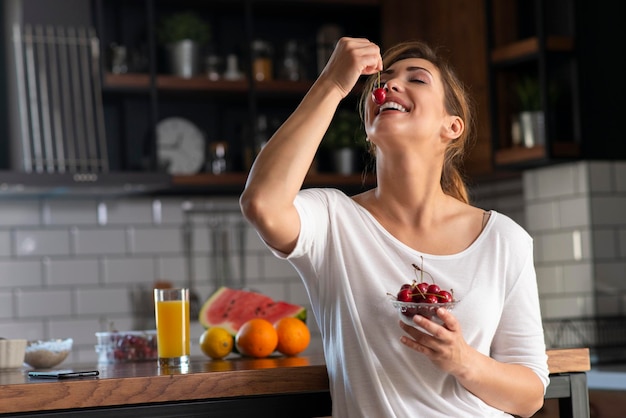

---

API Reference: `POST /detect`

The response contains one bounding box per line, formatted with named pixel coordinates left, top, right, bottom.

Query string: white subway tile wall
left=0, top=196, right=320, bottom=363
left=524, top=161, right=626, bottom=323
left=1, top=161, right=623, bottom=364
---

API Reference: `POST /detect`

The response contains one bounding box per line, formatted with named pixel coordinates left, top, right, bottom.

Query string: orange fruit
left=274, top=317, right=310, bottom=356
left=235, top=318, right=278, bottom=358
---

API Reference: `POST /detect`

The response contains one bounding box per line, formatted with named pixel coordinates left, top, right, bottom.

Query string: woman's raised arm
left=239, top=38, right=382, bottom=253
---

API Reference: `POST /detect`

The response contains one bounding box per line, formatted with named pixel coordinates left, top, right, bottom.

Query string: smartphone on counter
left=28, top=370, right=99, bottom=379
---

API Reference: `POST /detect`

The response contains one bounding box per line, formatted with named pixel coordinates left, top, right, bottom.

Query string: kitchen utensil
left=89, top=27, right=109, bottom=172
left=57, top=25, right=78, bottom=172
left=67, top=26, right=88, bottom=171
left=46, top=25, right=66, bottom=172
left=182, top=217, right=201, bottom=320
left=12, top=24, right=33, bottom=172
left=12, top=24, right=108, bottom=173
left=35, top=25, right=55, bottom=172
left=23, top=24, right=44, bottom=172
left=78, top=26, right=98, bottom=172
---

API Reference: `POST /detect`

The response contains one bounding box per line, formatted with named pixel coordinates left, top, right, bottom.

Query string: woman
left=240, top=38, right=549, bottom=417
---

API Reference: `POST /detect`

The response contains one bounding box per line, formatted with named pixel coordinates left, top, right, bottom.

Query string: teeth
left=379, top=101, right=407, bottom=112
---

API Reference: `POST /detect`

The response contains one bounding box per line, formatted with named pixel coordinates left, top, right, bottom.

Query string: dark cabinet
left=485, top=0, right=626, bottom=169
left=485, top=0, right=579, bottom=168
left=92, top=0, right=381, bottom=193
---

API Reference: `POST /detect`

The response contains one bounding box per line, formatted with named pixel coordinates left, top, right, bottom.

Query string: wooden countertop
left=0, top=348, right=589, bottom=415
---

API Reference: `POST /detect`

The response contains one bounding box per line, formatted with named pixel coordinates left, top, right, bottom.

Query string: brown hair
left=358, top=40, right=475, bottom=204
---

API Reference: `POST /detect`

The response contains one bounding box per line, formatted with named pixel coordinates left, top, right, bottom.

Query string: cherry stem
left=411, top=262, right=434, bottom=283
left=377, top=71, right=381, bottom=89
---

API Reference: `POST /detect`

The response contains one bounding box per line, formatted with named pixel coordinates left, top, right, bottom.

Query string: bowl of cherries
left=390, top=262, right=458, bottom=327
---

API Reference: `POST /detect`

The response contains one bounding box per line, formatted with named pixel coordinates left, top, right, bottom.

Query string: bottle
left=223, top=54, right=244, bottom=81
left=251, top=40, right=273, bottom=82
left=280, top=40, right=303, bottom=81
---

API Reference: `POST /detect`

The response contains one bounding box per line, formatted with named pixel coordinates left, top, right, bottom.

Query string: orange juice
left=155, top=299, right=190, bottom=358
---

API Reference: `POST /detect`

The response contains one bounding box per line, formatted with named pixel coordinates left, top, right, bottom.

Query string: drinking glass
left=154, top=288, right=190, bottom=368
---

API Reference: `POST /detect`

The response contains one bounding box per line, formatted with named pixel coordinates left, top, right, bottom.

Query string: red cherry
left=372, top=87, right=386, bottom=105
left=412, top=294, right=427, bottom=303
left=397, top=288, right=413, bottom=302
left=437, top=290, right=453, bottom=303
left=427, top=284, right=441, bottom=295
left=415, top=282, right=429, bottom=295
left=424, top=294, right=438, bottom=304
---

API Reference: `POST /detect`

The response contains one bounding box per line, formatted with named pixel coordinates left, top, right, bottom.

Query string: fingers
left=398, top=309, right=458, bottom=346
left=346, top=37, right=383, bottom=74
left=321, top=37, right=382, bottom=94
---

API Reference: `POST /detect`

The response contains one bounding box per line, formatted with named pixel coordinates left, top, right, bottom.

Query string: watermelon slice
left=199, top=287, right=307, bottom=336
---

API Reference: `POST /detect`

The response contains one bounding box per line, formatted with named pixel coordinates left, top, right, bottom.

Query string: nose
left=385, top=78, right=400, bottom=92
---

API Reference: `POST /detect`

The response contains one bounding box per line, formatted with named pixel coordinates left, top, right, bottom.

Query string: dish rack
left=543, top=316, right=626, bottom=364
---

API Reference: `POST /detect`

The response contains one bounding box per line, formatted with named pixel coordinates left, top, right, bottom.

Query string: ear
left=442, top=116, right=464, bottom=141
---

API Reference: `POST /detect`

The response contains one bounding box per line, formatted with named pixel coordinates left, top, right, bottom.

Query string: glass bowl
left=24, top=338, right=73, bottom=369
left=391, top=299, right=458, bottom=327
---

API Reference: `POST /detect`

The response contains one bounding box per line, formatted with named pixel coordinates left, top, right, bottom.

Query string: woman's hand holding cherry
left=318, top=37, right=383, bottom=99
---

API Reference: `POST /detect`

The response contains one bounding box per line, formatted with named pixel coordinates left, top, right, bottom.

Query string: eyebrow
left=382, top=66, right=433, bottom=79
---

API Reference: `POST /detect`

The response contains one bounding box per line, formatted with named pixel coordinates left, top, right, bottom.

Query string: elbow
left=239, top=188, right=261, bottom=224
left=517, top=397, right=544, bottom=418
left=511, top=386, right=545, bottom=418
left=239, top=186, right=275, bottom=228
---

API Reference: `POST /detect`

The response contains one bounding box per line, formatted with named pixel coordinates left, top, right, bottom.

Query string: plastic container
left=95, top=330, right=157, bottom=363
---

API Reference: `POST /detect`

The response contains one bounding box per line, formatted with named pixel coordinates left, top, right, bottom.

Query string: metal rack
left=182, top=201, right=247, bottom=319
left=543, top=316, right=626, bottom=364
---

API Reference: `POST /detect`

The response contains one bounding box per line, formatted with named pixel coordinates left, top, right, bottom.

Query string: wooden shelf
left=491, top=36, right=574, bottom=64
left=168, top=172, right=376, bottom=194
left=103, top=73, right=315, bottom=95
left=495, top=142, right=580, bottom=166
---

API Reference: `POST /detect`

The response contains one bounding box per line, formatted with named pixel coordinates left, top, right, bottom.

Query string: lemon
left=199, top=327, right=233, bottom=360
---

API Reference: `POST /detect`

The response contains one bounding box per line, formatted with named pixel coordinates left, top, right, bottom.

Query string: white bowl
left=24, top=338, right=73, bottom=369
left=391, top=299, right=458, bottom=327
left=0, top=339, right=27, bottom=369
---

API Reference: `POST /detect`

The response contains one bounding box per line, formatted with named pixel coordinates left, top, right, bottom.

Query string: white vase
left=333, top=148, right=356, bottom=175
left=519, top=111, right=545, bottom=148
left=167, top=40, right=200, bottom=78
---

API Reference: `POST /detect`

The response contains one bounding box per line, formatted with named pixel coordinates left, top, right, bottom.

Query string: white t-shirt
left=271, top=188, right=549, bottom=418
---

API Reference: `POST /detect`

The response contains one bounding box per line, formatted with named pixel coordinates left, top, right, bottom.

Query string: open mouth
left=377, top=101, right=408, bottom=115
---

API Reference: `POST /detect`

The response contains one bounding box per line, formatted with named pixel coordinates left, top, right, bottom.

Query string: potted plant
left=157, top=11, right=211, bottom=78
left=321, top=110, right=366, bottom=175
left=513, top=76, right=557, bottom=148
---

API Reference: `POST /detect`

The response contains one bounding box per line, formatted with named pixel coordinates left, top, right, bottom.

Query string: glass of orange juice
left=154, top=288, right=190, bottom=368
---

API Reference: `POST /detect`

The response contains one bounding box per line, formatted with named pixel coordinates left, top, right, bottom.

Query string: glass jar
left=280, top=40, right=304, bottom=81
left=252, top=40, right=273, bottom=82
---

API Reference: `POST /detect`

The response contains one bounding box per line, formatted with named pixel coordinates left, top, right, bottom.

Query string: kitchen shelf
left=494, top=142, right=580, bottom=166
left=95, top=0, right=381, bottom=189
left=490, top=36, right=574, bottom=64
left=485, top=0, right=581, bottom=169
left=103, top=73, right=315, bottom=95
left=168, top=172, right=376, bottom=195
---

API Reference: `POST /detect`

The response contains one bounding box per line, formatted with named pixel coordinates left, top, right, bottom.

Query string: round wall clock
left=156, top=117, right=206, bottom=175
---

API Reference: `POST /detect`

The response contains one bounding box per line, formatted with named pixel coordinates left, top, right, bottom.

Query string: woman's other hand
left=399, top=308, right=471, bottom=376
